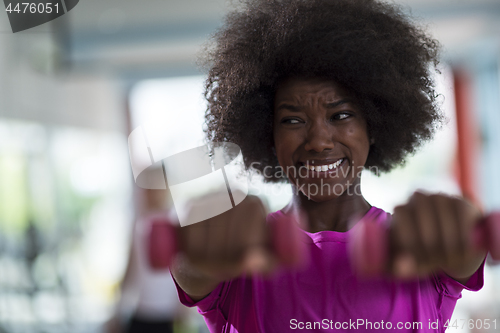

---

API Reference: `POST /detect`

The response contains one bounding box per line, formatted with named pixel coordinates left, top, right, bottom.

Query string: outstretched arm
left=170, top=195, right=277, bottom=301
left=389, top=192, right=487, bottom=283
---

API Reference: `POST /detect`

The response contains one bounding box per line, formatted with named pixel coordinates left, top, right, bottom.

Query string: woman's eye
left=282, top=118, right=301, bottom=124
left=332, top=113, right=351, bottom=121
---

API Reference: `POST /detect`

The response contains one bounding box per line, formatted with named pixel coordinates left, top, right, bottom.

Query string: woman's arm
left=441, top=253, right=486, bottom=285
left=170, top=254, right=225, bottom=302
left=390, top=192, right=487, bottom=280
left=170, top=195, right=276, bottom=301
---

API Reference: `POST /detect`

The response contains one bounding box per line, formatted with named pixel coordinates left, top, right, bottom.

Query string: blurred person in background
left=105, top=186, right=185, bottom=333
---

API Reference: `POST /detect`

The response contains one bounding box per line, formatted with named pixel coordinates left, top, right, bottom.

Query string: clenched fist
left=389, top=192, right=486, bottom=282
left=171, top=193, right=306, bottom=301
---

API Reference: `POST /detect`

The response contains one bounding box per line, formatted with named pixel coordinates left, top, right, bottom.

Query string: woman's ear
left=370, top=137, right=375, bottom=145
left=272, top=147, right=277, bottom=156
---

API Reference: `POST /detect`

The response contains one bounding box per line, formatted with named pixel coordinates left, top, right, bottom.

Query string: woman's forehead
left=275, top=77, right=353, bottom=105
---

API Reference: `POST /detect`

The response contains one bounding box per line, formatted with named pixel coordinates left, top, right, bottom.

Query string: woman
left=171, top=0, right=486, bottom=332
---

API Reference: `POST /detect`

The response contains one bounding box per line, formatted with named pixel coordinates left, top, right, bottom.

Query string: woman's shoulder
left=363, top=206, right=392, bottom=227
left=266, top=206, right=391, bottom=225
left=266, top=209, right=286, bottom=222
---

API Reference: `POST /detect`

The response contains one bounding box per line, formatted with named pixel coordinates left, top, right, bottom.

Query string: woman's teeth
left=305, top=159, right=343, bottom=171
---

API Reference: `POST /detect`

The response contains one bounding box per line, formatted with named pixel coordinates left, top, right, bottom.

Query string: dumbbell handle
left=349, top=212, right=500, bottom=276
left=147, top=214, right=306, bottom=270
left=148, top=219, right=178, bottom=269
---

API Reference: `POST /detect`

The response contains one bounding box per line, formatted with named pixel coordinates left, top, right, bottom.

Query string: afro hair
left=203, top=0, right=443, bottom=182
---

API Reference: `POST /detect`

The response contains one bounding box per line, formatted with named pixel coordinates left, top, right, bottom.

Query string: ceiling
left=0, top=0, right=497, bottom=131
left=20, top=0, right=500, bottom=79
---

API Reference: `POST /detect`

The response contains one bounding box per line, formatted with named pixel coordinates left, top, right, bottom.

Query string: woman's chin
left=298, top=187, right=345, bottom=202
left=292, top=177, right=361, bottom=202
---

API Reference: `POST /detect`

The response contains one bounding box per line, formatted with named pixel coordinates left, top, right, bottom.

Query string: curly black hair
left=203, top=0, right=443, bottom=182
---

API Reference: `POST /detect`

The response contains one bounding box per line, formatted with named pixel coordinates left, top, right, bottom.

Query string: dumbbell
left=147, top=213, right=307, bottom=270
left=349, top=212, right=500, bottom=276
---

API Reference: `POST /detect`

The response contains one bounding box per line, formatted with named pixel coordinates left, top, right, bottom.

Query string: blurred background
left=0, top=0, right=499, bottom=332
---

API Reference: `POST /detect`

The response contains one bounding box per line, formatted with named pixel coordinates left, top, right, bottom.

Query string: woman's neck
left=284, top=181, right=371, bottom=233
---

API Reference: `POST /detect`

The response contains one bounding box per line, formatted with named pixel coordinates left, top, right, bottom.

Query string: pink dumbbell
left=147, top=214, right=307, bottom=270
left=349, top=212, right=500, bottom=276
left=269, top=213, right=308, bottom=267
left=147, top=218, right=178, bottom=269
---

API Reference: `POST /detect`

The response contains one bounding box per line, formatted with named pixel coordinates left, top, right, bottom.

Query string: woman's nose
left=303, top=120, right=335, bottom=153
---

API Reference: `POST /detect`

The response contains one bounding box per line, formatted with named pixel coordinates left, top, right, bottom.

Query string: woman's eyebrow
left=326, top=99, right=352, bottom=108
left=276, top=99, right=353, bottom=111
left=275, top=103, right=302, bottom=112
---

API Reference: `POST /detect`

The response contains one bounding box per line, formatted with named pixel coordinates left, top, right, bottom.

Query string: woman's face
left=273, top=78, right=371, bottom=202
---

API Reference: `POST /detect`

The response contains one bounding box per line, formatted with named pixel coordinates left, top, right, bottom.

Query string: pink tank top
left=173, top=206, right=484, bottom=332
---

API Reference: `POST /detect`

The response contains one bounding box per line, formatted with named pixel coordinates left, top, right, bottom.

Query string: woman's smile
left=301, top=158, right=345, bottom=172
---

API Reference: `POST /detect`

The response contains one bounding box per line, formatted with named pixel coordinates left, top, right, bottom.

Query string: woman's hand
left=171, top=194, right=278, bottom=301
left=177, top=194, right=276, bottom=280
left=390, top=192, right=486, bottom=283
